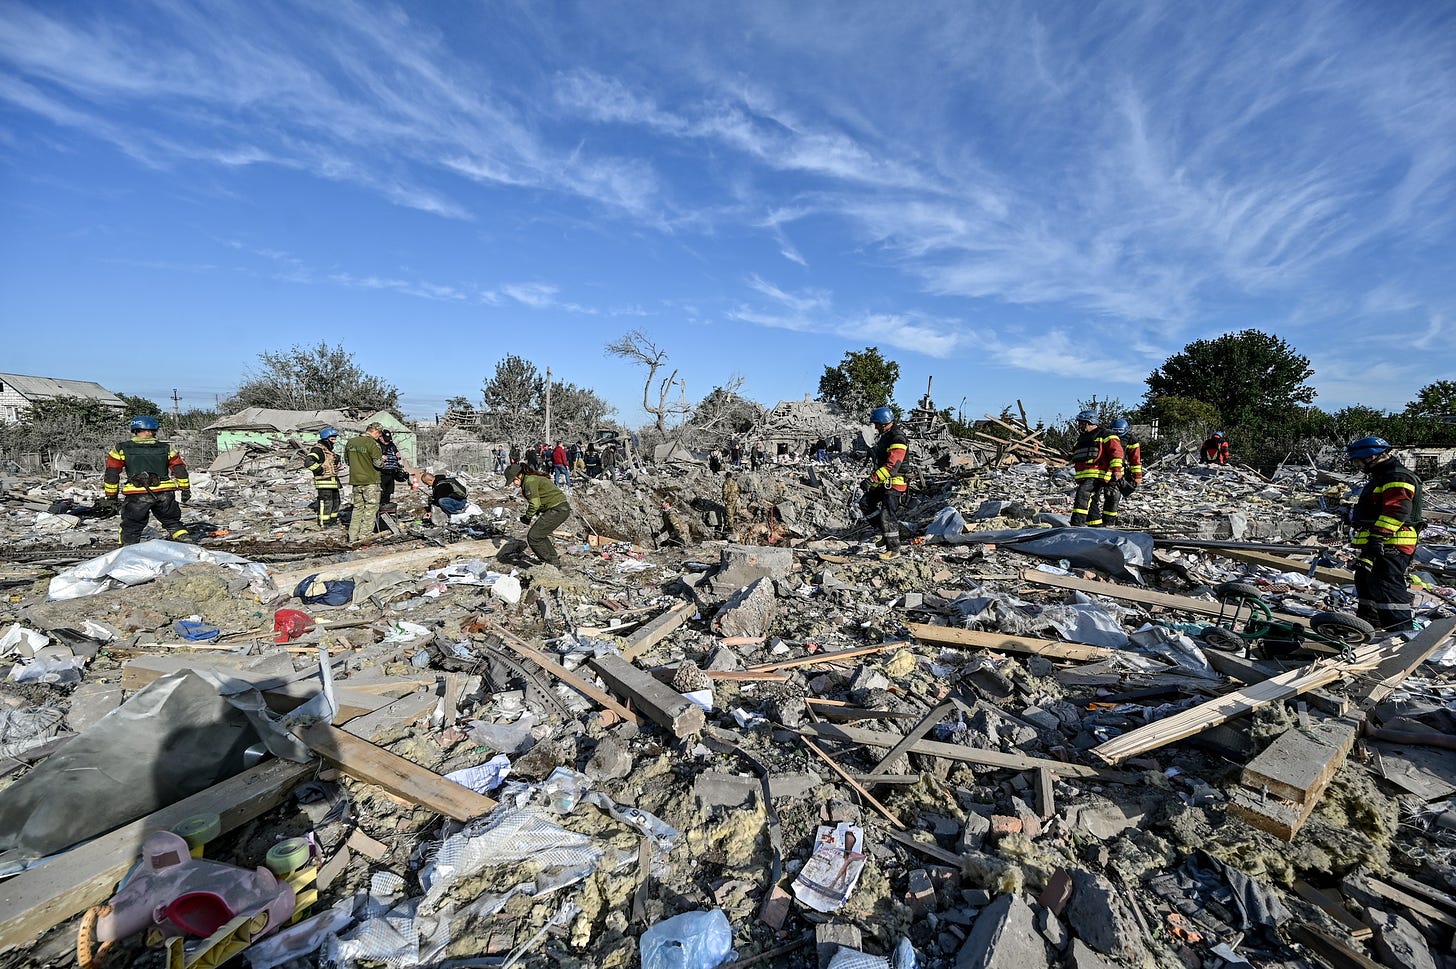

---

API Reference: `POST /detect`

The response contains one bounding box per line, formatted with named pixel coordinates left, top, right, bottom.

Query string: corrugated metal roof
left=0, top=372, right=125, bottom=405
left=204, top=407, right=358, bottom=432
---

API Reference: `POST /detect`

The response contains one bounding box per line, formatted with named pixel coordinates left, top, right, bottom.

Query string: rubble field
left=1, top=443, right=1455, bottom=969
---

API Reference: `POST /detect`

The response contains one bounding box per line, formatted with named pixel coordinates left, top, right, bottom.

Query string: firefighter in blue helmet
left=1346, top=437, right=1422, bottom=631
left=103, top=415, right=192, bottom=545
left=305, top=428, right=344, bottom=529
left=860, top=406, right=909, bottom=558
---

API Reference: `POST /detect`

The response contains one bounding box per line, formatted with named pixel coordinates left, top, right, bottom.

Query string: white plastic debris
left=445, top=754, right=512, bottom=795
left=46, top=539, right=271, bottom=601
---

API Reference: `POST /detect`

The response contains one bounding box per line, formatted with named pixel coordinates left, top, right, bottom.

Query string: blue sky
left=2, top=1, right=1453, bottom=427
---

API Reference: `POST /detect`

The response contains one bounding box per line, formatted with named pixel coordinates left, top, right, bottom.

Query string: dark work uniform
left=520, top=472, right=571, bottom=565
left=1070, top=426, right=1123, bottom=527
left=104, top=436, right=190, bottom=545
left=1350, top=456, right=1422, bottom=631
left=305, top=441, right=343, bottom=527
left=859, top=423, right=909, bottom=549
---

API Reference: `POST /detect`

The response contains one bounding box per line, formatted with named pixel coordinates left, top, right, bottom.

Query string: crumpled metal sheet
left=46, top=538, right=273, bottom=601
left=0, top=670, right=259, bottom=865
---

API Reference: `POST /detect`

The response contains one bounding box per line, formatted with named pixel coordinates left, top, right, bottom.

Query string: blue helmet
left=1109, top=418, right=1129, bottom=434
left=870, top=406, right=894, bottom=426
left=320, top=427, right=338, bottom=441
left=129, top=415, right=160, bottom=432
left=1075, top=409, right=1098, bottom=424
left=1346, top=436, right=1391, bottom=460
left=1212, top=430, right=1224, bottom=438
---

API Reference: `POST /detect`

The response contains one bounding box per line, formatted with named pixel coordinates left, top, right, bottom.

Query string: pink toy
left=94, top=831, right=296, bottom=943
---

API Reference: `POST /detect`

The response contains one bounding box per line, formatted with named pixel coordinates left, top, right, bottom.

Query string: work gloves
left=520, top=514, right=532, bottom=525
left=1354, top=538, right=1384, bottom=576
left=179, top=489, right=191, bottom=504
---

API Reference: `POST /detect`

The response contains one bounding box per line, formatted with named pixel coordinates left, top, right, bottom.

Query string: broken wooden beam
left=1020, top=568, right=1313, bottom=628
left=620, top=600, right=696, bottom=662
left=744, top=642, right=903, bottom=672
left=489, top=626, right=639, bottom=726
left=589, top=653, right=706, bottom=739
left=1089, top=639, right=1403, bottom=765
left=294, top=723, right=497, bottom=822
left=1290, top=880, right=1372, bottom=940
left=797, top=722, right=1114, bottom=780
left=269, top=539, right=502, bottom=590
left=904, top=621, right=1114, bottom=662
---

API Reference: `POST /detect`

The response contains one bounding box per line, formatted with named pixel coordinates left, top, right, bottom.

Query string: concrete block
left=584, top=735, right=633, bottom=783
left=1038, top=869, right=1073, bottom=915
left=1067, top=938, right=1113, bottom=969
left=710, top=577, right=777, bottom=639
left=958, top=812, right=990, bottom=853
left=955, top=893, right=1052, bottom=969
left=711, top=544, right=794, bottom=595
left=693, top=771, right=758, bottom=809
left=1373, top=911, right=1438, bottom=969
left=815, top=922, right=862, bottom=969
left=1066, top=871, right=1143, bottom=962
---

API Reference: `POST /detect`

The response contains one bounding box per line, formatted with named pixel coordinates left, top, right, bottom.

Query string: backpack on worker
left=446, top=478, right=468, bottom=501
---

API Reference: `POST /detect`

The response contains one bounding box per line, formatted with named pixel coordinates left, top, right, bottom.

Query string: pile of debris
left=1, top=450, right=1454, bottom=969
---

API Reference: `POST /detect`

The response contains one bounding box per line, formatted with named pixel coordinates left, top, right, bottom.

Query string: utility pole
left=544, top=366, right=552, bottom=442
left=171, top=389, right=182, bottom=429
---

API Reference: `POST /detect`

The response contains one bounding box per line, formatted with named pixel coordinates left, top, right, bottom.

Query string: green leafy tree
left=1332, top=405, right=1388, bottom=441
left=549, top=380, right=614, bottom=440
left=0, top=396, right=120, bottom=471
left=1143, top=330, right=1315, bottom=430
left=227, top=342, right=400, bottom=414
left=118, top=394, right=162, bottom=418
left=1405, top=380, right=1456, bottom=418
left=817, top=347, right=900, bottom=419
left=1134, top=395, right=1221, bottom=441
left=481, top=355, right=545, bottom=442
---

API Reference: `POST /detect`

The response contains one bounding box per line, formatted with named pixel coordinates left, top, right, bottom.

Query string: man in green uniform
left=504, top=463, right=571, bottom=566
left=722, top=472, right=740, bottom=540
left=103, top=415, right=191, bottom=545
left=345, top=422, right=386, bottom=545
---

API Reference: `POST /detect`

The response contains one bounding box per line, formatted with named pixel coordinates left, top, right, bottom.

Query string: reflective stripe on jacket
left=1352, top=457, right=1421, bottom=553
left=1072, top=428, right=1123, bottom=481
left=104, top=437, right=189, bottom=496
left=871, top=424, right=910, bottom=493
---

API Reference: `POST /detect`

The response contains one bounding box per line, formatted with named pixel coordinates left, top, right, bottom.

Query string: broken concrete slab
left=710, top=576, right=777, bottom=639
left=1065, top=870, right=1143, bottom=963
left=954, top=892, right=1051, bottom=969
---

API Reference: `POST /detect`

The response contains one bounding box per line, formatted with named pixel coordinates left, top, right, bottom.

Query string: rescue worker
left=860, top=406, right=909, bottom=558
left=1069, top=409, right=1124, bottom=527
left=1105, top=418, right=1142, bottom=526
left=1346, top=437, right=1422, bottom=632
left=660, top=500, right=691, bottom=546
left=420, top=471, right=469, bottom=526
left=305, top=428, right=343, bottom=529
left=1201, top=431, right=1230, bottom=465
left=503, top=462, right=571, bottom=566
left=103, top=415, right=191, bottom=545
left=344, top=422, right=386, bottom=545
left=722, top=472, right=741, bottom=540
left=583, top=443, right=603, bottom=479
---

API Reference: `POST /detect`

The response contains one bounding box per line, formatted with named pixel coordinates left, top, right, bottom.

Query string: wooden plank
left=1089, top=639, right=1400, bottom=765
left=589, top=653, right=706, bottom=739
left=904, top=621, right=1114, bottom=662
left=1241, top=717, right=1359, bottom=804
left=801, top=737, right=904, bottom=829
left=295, top=723, right=496, bottom=822
left=797, top=722, right=1109, bottom=780
left=1035, top=768, right=1056, bottom=820
left=1377, top=873, right=1456, bottom=916
left=1226, top=787, right=1306, bottom=841
left=0, top=757, right=314, bottom=950
left=1350, top=616, right=1456, bottom=709
left=1199, top=546, right=1354, bottom=586
left=268, top=539, right=502, bottom=590
left=490, top=627, right=639, bottom=726
left=620, top=600, right=696, bottom=662
left=1020, top=569, right=1313, bottom=628
left=1205, top=650, right=1349, bottom=715
left=1288, top=923, right=1386, bottom=969
left=1360, top=876, right=1456, bottom=929
left=868, top=700, right=962, bottom=780
left=744, top=642, right=903, bottom=672
left=1291, top=881, right=1372, bottom=940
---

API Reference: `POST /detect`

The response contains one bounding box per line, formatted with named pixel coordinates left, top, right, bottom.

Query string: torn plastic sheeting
left=950, top=591, right=1129, bottom=648
left=1037, top=600, right=1131, bottom=649
left=245, top=902, right=355, bottom=969
left=0, top=670, right=260, bottom=865
left=1128, top=624, right=1218, bottom=679
left=0, top=624, right=49, bottom=657
left=382, top=621, right=432, bottom=644
left=444, top=753, right=511, bottom=795
left=934, top=521, right=1154, bottom=582
left=419, top=806, right=605, bottom=906
left=46, top=539, right=272, bottom=601
left=0, top=706, right=64, bottom=759
left=7, top=645, right=86, bottom=685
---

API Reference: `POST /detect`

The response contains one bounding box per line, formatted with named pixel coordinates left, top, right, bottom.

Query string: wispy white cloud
left=733, top=276, right=963, bottom=358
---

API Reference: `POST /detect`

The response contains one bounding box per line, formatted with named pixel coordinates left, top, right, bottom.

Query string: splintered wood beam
left=797, top=722, right=1109, bottom=780
left=801, top=737, right=905, bottom=830
left=1089, top=640, right=1400, bottom=765
left=904, top=622, right=1114, bottom=662
left=295, top=723, right=496, bottom=822
left=589, top=653, right=705, bottom=739
left=744, top=642, right=903, bottom=672
left=620, top=600, right=696, bottom=662
left=868, top=699, right=964, bottom=781
left=1194, top=545, right=1354, bottom=586
left=1019, top=569, right=1313, bottom=628
left=489, top=625, right=639, bottom=726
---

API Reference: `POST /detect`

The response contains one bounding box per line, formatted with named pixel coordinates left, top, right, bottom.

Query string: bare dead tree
left=605, top=330, right=690, bottom=436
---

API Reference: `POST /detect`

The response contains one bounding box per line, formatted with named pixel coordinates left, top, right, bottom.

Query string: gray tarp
left=925, top=508, right=1153, bottom=582
left=0, top=671, right=259, bottom=867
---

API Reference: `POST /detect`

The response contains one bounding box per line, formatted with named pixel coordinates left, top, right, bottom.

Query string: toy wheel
left=1214, top=582, right=1263, bottom=603
left=1200, top=627, right=1245, bottom=652
left=1311, top=612, right=1375, bottom=646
